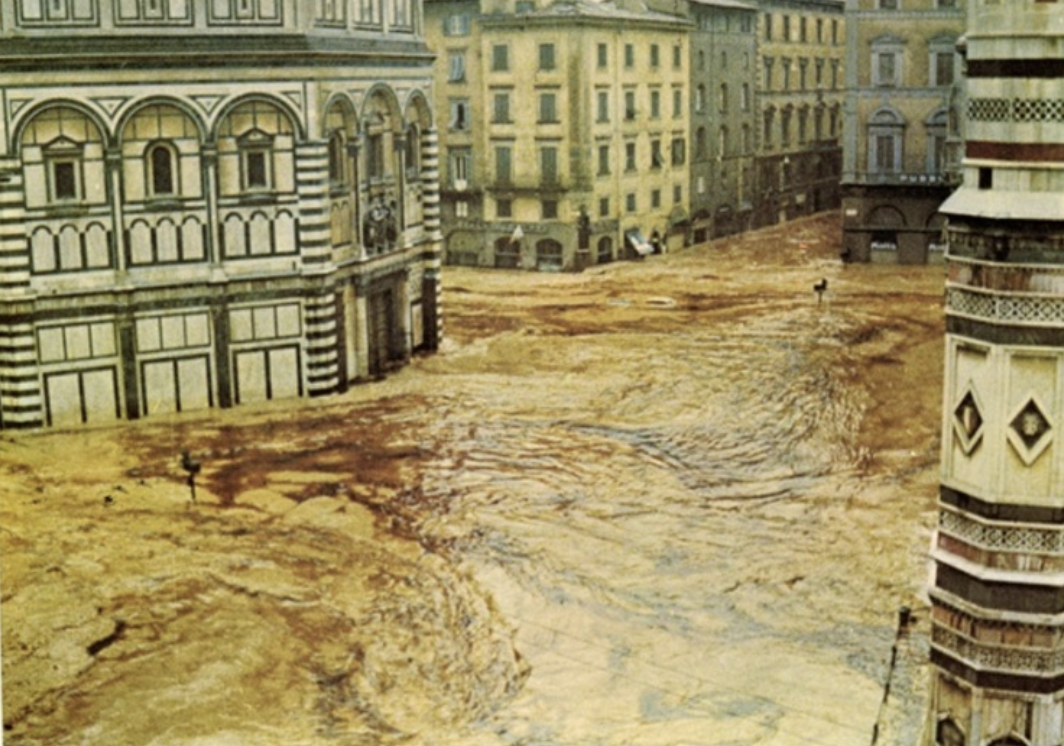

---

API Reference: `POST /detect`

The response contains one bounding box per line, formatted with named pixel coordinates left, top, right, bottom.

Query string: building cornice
left=478, top=13, right=692, bottom=30
left=846, top=9, right=963, bottom=21
left=760, top=0, right=844, bottom=13
left=0, top=35, right=435, bottom=71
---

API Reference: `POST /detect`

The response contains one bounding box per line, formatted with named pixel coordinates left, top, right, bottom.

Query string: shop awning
left=625, top=229, right=653, bottom=256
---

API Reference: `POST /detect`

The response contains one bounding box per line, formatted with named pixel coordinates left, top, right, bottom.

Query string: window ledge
left=237, top=191, right=279, bottom=205
left=42, top=202, right=90, bottom=218
left=144, top=197, right=186, bottom=210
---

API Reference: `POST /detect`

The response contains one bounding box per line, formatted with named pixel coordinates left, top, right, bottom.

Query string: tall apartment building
left=840, top=0, right=965, bottom=264
left=0, top=0, right=442, bottom=430
left=688, top=0, right=759, bottom=243
left=754, top=0, right=846, bottom=229
left=926, top=2, right=1064, bottom=744
left=425, top=0, right=692, bottom=270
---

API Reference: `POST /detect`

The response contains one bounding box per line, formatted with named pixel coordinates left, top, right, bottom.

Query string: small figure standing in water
left=813, top=278, right=828, bottom=305
left=180, top=450, right=201, bottom=502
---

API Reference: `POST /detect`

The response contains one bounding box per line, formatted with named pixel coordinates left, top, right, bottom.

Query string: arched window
left=123, top=104, right=202, bottom=204
left=364, top=112, right=389, bottom=181
left=328, top=131, right=345, bottom=185
left=695, top=127, right=707, bottom=159
left=149, top=143, right=175, bottom=197
left=494, top=235, right=520, bottom=268
left=935, top=717, right=964, bottom=746
left=535, top=238, right=563, bottom=270
left=867, top=204, right=905, bottom=251
left=597, top=236, right=613, bottom=264
left=216, top=100, right=293, bottom=199
left=868, top=107, right=905, bottom=175
left=405, top=124, right=420, bottom=175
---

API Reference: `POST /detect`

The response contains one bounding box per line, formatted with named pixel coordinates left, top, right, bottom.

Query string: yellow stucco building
left=426, top=0, right=691, bottom=270
left=756, top=0, right=846, bottom=228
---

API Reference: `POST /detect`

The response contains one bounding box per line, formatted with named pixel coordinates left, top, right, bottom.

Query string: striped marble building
left=928, top=1, right=1064, bottom=744
left=0, top=0, right=442, bottom=429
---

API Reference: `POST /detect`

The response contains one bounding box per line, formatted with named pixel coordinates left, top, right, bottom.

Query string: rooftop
left=515, top=0, right=688, bottom=22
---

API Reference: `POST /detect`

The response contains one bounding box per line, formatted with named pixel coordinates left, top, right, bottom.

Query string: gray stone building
left=0, top=0, right=443, bottom=429
left=688, top=0, right=759, bottom=243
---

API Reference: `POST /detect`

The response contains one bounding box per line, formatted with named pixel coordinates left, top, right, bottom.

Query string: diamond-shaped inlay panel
left=1012, top=400, right=1050, bottom=449
left=953, top=389, right=984, bottom=456
left=1008, top=397, right=1054, bottom=466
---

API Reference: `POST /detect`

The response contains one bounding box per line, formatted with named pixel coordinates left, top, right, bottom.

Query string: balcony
left=846, top=170, right=950, bottom=187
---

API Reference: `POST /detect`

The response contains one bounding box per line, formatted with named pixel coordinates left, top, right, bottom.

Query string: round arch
left=323, top=95, right=359, bottom=189
left=987, top=737, right=1028, bottom=746
left=869, top=104, right=906, bottom=127
left=925, top=106, right=949, bottom=128
left=360, top=83, right=403, bottom=128
left=445, top=229, right=481, bottom=266
left=934, top=716, right=965, bottom=746
left=535, top=238, right=563, bottom=271
left=926, top=212, right=947, bottom=230
left=115, top=97, right=208, bottom=145
left=403, top=89, right=434, bottom=130
left=210, top=93, right=305, bottom=143
left=867, top=204, right=907, bottom=227
left=322, top=92, right=359, bottom=138
left=596, top=235, right=613, bottom=264
left=13, top=100, right=111, bottom=154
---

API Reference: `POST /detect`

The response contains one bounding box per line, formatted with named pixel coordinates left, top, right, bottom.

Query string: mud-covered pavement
left=1, top=213, right=945, bottom=746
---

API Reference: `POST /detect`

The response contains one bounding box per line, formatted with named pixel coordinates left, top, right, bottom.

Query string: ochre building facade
left=755, top=0, right=846, bottom=229
left=426, top=0, right=692, bottom=270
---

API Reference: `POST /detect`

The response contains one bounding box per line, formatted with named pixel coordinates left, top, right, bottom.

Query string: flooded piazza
left=1, top=213, right=945, bottom=746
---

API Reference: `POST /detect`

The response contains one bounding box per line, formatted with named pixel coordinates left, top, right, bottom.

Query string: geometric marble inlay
left=1007, top=396, right=1054, bottom=466
left=89, top=96, right=130, bottom=118
left=281, top=90, right=305, bottom=113
left=8, top=98, right=32, bottom=119
left=953, top=388, right=984, bottom=455
left=190, top=95, right=225, bottom=117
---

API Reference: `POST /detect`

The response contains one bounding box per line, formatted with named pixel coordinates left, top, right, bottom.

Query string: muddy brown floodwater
left=1, top=212, right=945, bottom=746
